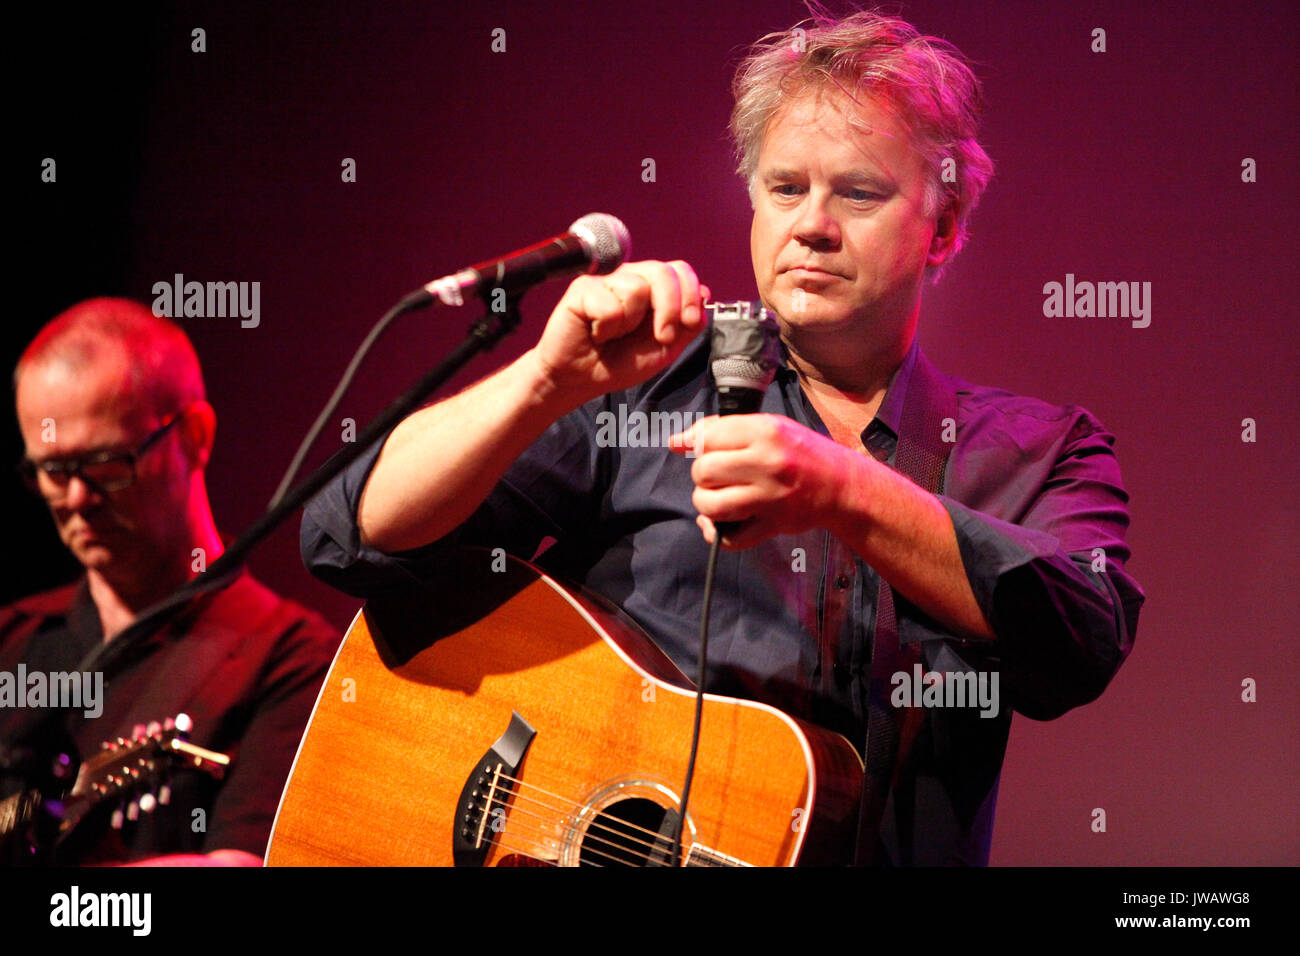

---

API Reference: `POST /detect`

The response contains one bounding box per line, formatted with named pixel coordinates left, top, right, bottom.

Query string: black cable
left=669, top=531, right=724, bottom=867
left=269, top=288, right=431, bottom=509
left=78, top=288, right=540, bottom=681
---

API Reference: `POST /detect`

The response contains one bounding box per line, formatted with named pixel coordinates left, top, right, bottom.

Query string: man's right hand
left=529, top=259, right=709, bottom=406
left=357, top=259, right=707, bottom=554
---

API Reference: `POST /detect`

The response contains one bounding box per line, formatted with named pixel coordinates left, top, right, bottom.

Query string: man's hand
left=357, top=259, right=706, bottom=555
left=668, top=414, right=854, bottom=548
left=530, top=260, right=708, bottom=406
left=669, top=412, right=994, bottom=641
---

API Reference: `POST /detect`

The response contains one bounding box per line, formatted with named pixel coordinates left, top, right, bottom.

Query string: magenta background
left=8, top=1, right=1298, bottom=865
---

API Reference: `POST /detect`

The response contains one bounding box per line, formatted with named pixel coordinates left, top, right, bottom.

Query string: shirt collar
left=776, top=333, right=920, bottom=442
left=68, top=577, right=104, bottom=644
left=872, top=334, right=921, bottom=440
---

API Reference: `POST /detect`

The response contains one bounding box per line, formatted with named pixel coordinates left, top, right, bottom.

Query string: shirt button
left=835, top=574, right=851, bottom=589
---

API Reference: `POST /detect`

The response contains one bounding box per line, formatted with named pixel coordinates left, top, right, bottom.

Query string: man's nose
left=792, top=191, right=841, bottom=248
left=61, top=474, right=102, bottom=510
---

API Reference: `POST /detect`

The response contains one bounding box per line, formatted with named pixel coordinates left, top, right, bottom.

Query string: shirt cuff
left=932, top=496, right=1138, bottom=720
left=299, top=431, right=464, bottom=598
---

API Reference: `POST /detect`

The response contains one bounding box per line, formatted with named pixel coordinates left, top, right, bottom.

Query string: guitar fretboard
left=685, top=844, right=751, bottom=867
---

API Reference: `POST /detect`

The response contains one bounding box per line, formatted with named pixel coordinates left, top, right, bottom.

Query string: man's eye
left=773, top=184, right=803, bottom=197
left=846, top=189, right=879, bottom=202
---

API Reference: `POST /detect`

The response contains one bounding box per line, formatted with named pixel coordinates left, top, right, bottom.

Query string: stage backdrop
left=8, top=0, right=1297, bottom=865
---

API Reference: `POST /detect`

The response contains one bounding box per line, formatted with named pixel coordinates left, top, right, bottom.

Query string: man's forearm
left=358, top=349, right=577, bottom=554
left=832, top=454, right=994, bottom=642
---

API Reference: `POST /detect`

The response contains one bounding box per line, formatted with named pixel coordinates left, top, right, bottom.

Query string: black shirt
left=0, top=574, right=338, bottom=862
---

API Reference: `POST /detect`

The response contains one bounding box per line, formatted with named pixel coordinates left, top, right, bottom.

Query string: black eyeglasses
left=18, top=409, right=188, bottom=498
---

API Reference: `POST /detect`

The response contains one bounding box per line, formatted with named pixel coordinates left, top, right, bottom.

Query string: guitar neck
left=685, top=844, right=751, bottom=867
left=61, top=737, right=230, bottom=833
left=0, top=725, right=231, bottom=850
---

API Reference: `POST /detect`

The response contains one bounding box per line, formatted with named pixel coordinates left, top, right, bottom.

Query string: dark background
left=8, top=0, right=1297, bottom=864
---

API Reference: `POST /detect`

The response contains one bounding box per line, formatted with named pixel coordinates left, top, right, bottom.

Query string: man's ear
left=927, top=203, right=960, bottom=268
left=178, top=401, right=217, bottom=471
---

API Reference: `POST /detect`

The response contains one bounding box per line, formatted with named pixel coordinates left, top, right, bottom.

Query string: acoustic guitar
left=267, top=551, right=863, bottom=866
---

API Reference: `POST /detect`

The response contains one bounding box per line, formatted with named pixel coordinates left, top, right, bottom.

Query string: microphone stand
left=10, top=290, right=527, bottom=861
left=84, top=290, right=528, bottom=676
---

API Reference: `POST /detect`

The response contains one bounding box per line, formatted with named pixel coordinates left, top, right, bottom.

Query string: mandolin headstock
left=65, top=713, right=231, bottom=833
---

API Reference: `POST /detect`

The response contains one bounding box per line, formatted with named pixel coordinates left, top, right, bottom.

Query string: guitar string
left=475, top=788, right=681, bottom=862
left=460, top=785, right=650, bottom=868
left=477, top=835, right=563, bottom=865
left=471, top=795, right=740, bottom=868
left=480, top=826, right=666, bottom=869
left=470, top=778, right=719, bottom=865
left=493, top=793, right=748, bottom=867
left=473, top=796, right=685, bottom=867
left=468, top=789, right=741, bottom=868
left=487, top=770, right=693, bottom=856
left=455, top=811, right=565, bottom=863
left=469, top=823, right=618, bottom=868
left=490, top=818, right=733, bottom=868
left=467, top=767, right=756, bottom=866
left=471, top=797, right=673, bottom=868
left=475, top=782, right=690, bottom=862
left=477, top=832, right=608, bottom=867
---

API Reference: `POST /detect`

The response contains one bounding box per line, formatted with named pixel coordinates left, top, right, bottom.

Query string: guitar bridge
left=452, top=711, right=535, bottom=867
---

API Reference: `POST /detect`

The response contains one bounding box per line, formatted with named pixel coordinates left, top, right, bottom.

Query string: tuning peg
left=139, top=793, right=157, bottom=814
left=158, top=784, right=171, bottom=806
left=127, top=800, right=139, bottom=822
left=163, top=716, right=175, bottom=731
left=111, top=807, right=124, bottom=830
left=174, top=713, right=193, bottom=734
left=146, top=720, right=162, bottom=737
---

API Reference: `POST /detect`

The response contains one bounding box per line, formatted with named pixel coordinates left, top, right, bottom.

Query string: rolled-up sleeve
left=936, top=408, right=1144, bottom=720
left=300, top=398, right=610, bottom=599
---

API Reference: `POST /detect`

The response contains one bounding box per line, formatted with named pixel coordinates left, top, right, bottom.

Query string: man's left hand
left=668, top=414, right=864, bottom=548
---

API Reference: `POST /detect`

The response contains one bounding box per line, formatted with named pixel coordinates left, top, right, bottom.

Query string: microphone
left=424, top=213, right=631, bottom=306
left=709, top=300, right=781, bottom=414
left=707, top=301, right=781, bottom=536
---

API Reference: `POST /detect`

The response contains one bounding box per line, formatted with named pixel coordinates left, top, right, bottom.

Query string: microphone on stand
left=423, top=212, right=631, bottom=306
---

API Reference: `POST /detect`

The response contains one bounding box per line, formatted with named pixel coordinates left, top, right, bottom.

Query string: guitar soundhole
left=580, top=797, right=680, bottom=868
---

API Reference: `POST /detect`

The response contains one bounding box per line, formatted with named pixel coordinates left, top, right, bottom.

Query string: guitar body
left=266, top=552, right=862, bottom=866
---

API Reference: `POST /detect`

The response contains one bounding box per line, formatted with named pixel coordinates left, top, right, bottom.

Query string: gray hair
left=730, top=8, right=994, bottom=270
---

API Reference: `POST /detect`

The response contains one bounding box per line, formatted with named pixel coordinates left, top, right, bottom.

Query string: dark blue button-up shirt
left=301, top=331, right=1143, bottom=864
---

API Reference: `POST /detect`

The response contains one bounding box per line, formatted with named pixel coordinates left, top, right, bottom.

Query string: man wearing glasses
left=0, top=297, right=338, bottom=865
